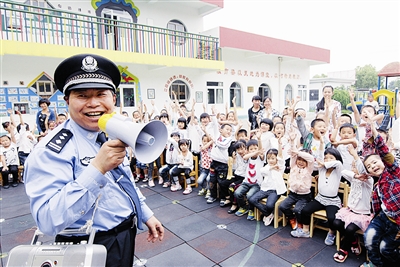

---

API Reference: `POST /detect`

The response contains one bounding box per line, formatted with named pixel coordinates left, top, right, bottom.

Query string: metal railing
left=0, top=0, right=219, bottom=60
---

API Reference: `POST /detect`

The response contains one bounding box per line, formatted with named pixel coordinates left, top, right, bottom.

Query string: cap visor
left=67, top=82, right=114, bottom=91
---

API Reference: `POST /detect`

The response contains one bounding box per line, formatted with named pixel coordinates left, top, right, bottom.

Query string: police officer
left=24, top=54, right=164, bottom=267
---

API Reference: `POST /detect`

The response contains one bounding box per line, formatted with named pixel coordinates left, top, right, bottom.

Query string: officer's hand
left=145, top=216, right=164, bottom=243
left=91, top=139, right=128, bottom=174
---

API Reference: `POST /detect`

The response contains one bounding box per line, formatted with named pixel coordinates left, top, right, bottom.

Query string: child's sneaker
left=325, top=232, right=336, bottom=246
left=183, top=185, right=192, bottom=195
left=198, top=188, right=206, bottom=196
left=289, top=218, right=298, bottom=230
left=263, top=213, right=274, bottom=226
left=162, top=181, right=171, bottom=188
left=142, top=177, right=149, bottom=182
left=134, top=176, right=140, bottom=183
left=207, top=197, right=217, bottom=204
left=170, top=184, right=182, bottom=192
left=148, top=180, right=155, bottom=187
left=290, top=228, right=310, bottom=238
left=205, top=189, right=211, bottom=199
left=158, top=176, right=164, bottom=185
left=247, top=210, right=255, bottom=220
left=235, top=208, right=248, bottom=216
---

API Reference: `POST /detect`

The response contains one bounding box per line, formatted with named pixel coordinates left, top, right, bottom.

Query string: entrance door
left=101, top=8, right=132, bottom=50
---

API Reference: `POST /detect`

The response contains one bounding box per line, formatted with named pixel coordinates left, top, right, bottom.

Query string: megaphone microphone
left=98, top=112, right=168, bottom=163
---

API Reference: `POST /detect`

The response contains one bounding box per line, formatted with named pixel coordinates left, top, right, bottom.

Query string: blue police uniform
left=25, top=118, right=153, bottom=236
left=24, top=54, right=160, bottom=267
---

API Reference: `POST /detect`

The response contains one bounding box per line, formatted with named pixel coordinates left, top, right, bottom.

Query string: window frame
left=169, top=80, right=190, bottom=104
left=229, top=82, right=242, bottom=108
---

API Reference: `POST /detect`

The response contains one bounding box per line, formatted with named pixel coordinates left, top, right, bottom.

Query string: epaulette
left=46, top=128, right=73, bottom=153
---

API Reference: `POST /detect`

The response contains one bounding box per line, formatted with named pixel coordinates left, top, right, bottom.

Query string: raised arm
left=349, top=90, right=361, bottom=124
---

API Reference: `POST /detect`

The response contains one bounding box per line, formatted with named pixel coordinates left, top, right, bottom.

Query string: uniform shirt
left=0, top=143, right=19, bottom=167
left=371, top=135, right=400, bottom=226
left=24, top=118, right=153, bottom=236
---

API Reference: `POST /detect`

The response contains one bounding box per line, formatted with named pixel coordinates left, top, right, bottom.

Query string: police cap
left=54, top=54, right=120, bottom=94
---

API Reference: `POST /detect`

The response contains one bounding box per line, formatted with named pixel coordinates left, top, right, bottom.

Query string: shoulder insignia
left=46, top=128, right=73, bottom=153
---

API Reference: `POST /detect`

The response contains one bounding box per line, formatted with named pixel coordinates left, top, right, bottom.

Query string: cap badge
left=81, top=56, right=98, bottom=72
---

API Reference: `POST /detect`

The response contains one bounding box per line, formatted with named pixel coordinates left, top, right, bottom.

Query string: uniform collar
left=67, top=119, right=99, bottom=145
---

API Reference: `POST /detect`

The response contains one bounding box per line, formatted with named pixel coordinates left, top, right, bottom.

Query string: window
left=167, top=20, right=186, bottom=45
left=13, top=103, right=29, bottom=114
left=6, top=10, right=22, bottom=30
left=284, top=84, right=293, bottom=104
left=169, top=80, right=190, bottom=104
left=258, top=83, right=271, bottom=100
left=298, top=85, right=307, bottom=101
left=309, top=90, right=319, bottom=101
left=207, top=82, right=223, bottom=104
left=116, top=87, right=136, bottom=107
left=230, top=82, right=242, bottom=107
left=32, top=81, right=55, bottom=99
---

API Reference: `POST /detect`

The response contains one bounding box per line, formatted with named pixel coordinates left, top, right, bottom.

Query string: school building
left=0, top=0, right=330, bottom=128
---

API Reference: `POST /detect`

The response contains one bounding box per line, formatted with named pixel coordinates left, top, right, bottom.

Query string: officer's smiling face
left=65, top=88, right=116, bottom=131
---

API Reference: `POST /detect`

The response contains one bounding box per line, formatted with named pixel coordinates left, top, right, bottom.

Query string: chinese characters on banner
left=217, top=69, right=300, bottom=79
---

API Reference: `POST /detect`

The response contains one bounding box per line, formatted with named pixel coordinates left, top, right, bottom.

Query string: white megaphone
left=98, top=112, right=167, bottom=163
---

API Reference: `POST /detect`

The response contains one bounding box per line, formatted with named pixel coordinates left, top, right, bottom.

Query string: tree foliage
left=313, top=73, right=328, bottom=78
left=388, top=78, right=400, bottom=89
left=355, top=64, right=378, bottom=89
left=332, top=85, right=351, bottom=111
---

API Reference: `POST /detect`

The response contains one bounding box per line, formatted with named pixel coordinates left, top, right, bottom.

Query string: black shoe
left=12, top=183, right=18, bottom=187
left=3, top=185, right=10, bottom=189
left=228, top=206, right=238, bottom=214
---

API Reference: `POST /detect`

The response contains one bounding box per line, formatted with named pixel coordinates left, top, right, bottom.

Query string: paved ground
left=0, top=182, right=367, bottom=267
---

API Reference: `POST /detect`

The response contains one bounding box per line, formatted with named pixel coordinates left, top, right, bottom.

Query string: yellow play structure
left=372, top=89, right=396, bottom=117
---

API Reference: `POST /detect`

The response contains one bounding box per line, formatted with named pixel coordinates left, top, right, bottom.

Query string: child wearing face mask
left=291, top=148, right=344, bottom=248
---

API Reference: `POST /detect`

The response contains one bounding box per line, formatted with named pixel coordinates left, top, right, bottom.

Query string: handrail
left=0, top=0, right=220, bottom=60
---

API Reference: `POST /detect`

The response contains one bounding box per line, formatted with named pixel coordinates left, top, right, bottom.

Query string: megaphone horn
left=98, top=113, right=168, bottom=163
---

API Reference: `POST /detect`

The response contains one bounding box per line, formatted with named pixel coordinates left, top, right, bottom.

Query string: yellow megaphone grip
left=98, top=112, right=116, bottom=132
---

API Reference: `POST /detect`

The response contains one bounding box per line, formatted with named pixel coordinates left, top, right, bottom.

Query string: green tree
left=332, top=86, right=350, bottom=111
left=388, top=78, right=400, bottom=89
left=355, top=64, right=378, bottom=89
left=313, top=73, right=328, bottom=78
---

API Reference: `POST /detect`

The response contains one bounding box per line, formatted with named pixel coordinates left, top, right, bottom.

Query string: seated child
left=331, top=144, right=373, bottom=263
left=249, top=143, right=286, bottom=226
left=234, top=133, right=264, bottom=220
left=170, top=139, right=194, bottom=194
left=197, top=135, right=213, bottom=197
left=227, top=140, right=248, bottom=214
left=0, top=126, right=20, bottom=188
left=279, top=132, right=314, bottom=230
left=159, top=132, right=180, bottom=187
left=361, top=113, right=400, bottom=267
left=291, top=147, right=344, bottom=248
left=205, top=124, right=233, bottom=204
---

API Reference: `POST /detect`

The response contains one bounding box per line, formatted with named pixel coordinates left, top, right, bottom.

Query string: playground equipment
left=346, top=62, right=399, bottom=129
